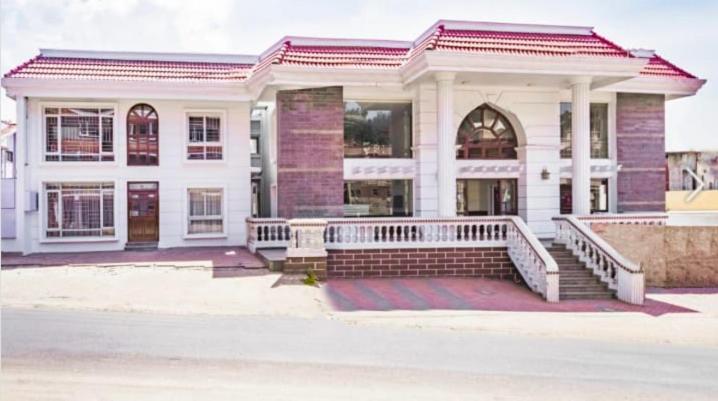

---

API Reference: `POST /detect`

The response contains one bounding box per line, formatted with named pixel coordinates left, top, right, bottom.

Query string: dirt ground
left=2, top=265, right=718, bottom=347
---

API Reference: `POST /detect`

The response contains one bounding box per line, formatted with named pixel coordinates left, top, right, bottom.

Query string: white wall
left=20, top=98, right=252, bottom=253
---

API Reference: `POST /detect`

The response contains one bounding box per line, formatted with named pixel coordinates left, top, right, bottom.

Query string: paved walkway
left=325, top=278, right=696, bottom=316
left=1, top=247, right=265, bottom=269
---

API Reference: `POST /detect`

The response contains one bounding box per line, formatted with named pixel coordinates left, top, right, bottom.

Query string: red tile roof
left=640, top=55, right=696, bottom=79
left=4, top=55, right=253, bottom=82
left=278, top=44, right=409, bottom=68
left=420, top=26, right=631, bottom=57
left=3, top=22, right=699, bottom=82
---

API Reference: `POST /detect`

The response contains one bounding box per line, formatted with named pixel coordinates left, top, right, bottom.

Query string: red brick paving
left=325, top=278, right=696, bottom=316
left=1, top=247, right=266, bottom=269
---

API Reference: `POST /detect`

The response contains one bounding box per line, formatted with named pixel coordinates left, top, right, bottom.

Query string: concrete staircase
left=547, top=243, right=615, bottom=300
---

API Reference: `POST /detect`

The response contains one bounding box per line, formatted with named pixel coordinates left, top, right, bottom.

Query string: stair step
left=560, top=284, right=608, bottom=290
left=559, top=292, right=614, bottom=299
left=559, top=271, right=596, bottom=277
left=124, top=242, right=158, bottom=251
left=555, top=264, right=585, bottom=269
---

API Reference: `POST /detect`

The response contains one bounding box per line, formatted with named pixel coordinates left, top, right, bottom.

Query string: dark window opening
left=344, top=102, right=412, bottom=158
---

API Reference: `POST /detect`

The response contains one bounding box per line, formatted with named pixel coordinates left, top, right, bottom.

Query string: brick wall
left=276, top=86, right=344, bottom=218
left=327, top=247, right=517, bottom=279
left=616, top=93, right=666, bottom=212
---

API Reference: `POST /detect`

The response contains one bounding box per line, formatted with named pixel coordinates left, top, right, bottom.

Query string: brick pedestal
left=284, top=256, right=328, bottom=280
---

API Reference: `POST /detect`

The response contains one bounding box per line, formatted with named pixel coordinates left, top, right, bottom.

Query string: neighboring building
left=1, top=121, right=16, bottom=242
left=666, top=151, right=718, bottom=212
left=0, top=20, right=705, bottom=255
left=666, top=151, right=718, bottom=191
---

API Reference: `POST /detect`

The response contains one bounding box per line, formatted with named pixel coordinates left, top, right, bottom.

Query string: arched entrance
left=456, top=104, right=519, bottom=216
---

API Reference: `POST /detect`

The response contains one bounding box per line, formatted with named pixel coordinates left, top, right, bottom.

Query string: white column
left=14, top=96, right=27, bottom=254
left=436, top=72, right=456, bottom=217
left=571, top=77, right=591, bottom=215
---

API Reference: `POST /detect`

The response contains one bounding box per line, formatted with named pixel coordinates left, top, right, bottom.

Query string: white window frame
left=183, top=185, right=228, bottom=239
left=40, top=179, right=119, bottom=243
left=40, top=102, right=118, bottom=164
left=184, top=109, right=227, bottom=162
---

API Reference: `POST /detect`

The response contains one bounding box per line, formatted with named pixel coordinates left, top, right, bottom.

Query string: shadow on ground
left=325, top=278, right=696, bottom=316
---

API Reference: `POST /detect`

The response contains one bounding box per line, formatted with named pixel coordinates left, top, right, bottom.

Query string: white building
left=1, top=20, right=705, bottom=257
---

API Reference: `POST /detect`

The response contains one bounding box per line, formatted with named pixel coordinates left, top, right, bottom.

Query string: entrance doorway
left=127, top=182, right=159, bottom=242
left=457, top=179, right=517, bottom=216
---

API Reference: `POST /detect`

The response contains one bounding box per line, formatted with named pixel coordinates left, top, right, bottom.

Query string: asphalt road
left=2, top=307, right=717, bottom=400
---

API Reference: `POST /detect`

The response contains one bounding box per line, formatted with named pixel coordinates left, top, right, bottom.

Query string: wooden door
left=128, top=182, right=159, bottom=242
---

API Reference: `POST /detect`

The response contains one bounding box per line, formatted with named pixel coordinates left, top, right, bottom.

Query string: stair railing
left=506, top=216, right=559, bottom=302
left=553, top=216, right=644, bottom=305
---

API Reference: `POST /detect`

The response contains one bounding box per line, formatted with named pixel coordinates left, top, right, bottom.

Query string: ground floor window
left=457, top=179, right=518, bottom=216
left=343, top=180, right=412, bottom=217
left=560, top=178, right=609, bottom=214
left=187, top=188, right=224, bottom=235
left=45, top=182, right=115, bottom=238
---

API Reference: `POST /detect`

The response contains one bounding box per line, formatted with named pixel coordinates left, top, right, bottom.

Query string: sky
left=1, top=0, right=716, bottom=151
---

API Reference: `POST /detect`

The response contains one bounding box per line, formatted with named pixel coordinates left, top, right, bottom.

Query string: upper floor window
left=560, top=103, right=609, bottom=159
left=44, top=107, right=114, bottom=162
left=187, top=112, right=223, bottom=161
left=456, top=104, right=518, bottom=159
left=127, top=104, right=159, bottom=166
left=344, top=102, right=412, bottom=158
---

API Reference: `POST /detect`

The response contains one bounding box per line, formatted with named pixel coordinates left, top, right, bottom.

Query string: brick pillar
left=276, top=86, right=344, bottom=218
left=616, top=93, right=666, bottom=212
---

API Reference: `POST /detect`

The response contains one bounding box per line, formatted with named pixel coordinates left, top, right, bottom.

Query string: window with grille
left=44, top=107, right=114, bottom=161
left=187, top=188, right=224, bottom=234
left=187, top=113, right=223, bottom=160
left=44, top=182, right=115, bottom=238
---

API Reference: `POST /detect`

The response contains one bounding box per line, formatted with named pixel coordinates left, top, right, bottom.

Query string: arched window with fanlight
left=127, top=104, right=159, bottom=165
left=456, top=105, right=518, bottom=159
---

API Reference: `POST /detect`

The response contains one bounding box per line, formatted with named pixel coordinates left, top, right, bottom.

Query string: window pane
left=47, top=192, right=59, bottom=229
left=343, top=180, right=412, bottom=217
left=103, top=191, right=114, bottom=228
left=187, top=146, right=205, bottom=160
left=560, top=178, right=609, bottom=214
left=205, top=146, right=222, bottom=160
left=188, top=117, right=204, bottom=142
left=205, top=117, right=220, bottom=142
left=560, top=103, right=608, bottom=159
left=188, top=190, right=205, bottom=216
left=102, top=117, right=113, bottom=153
left=205, top=192, right=222, bottom=215
left=560, top=102, right=572, bottom=159
left=46, top=116, right=59, bottom=155
left=344, top=102, right=412, bottom=158
left=590, top=104, right=608, bottom=158
left=189, top=219, right=223, bottom=234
